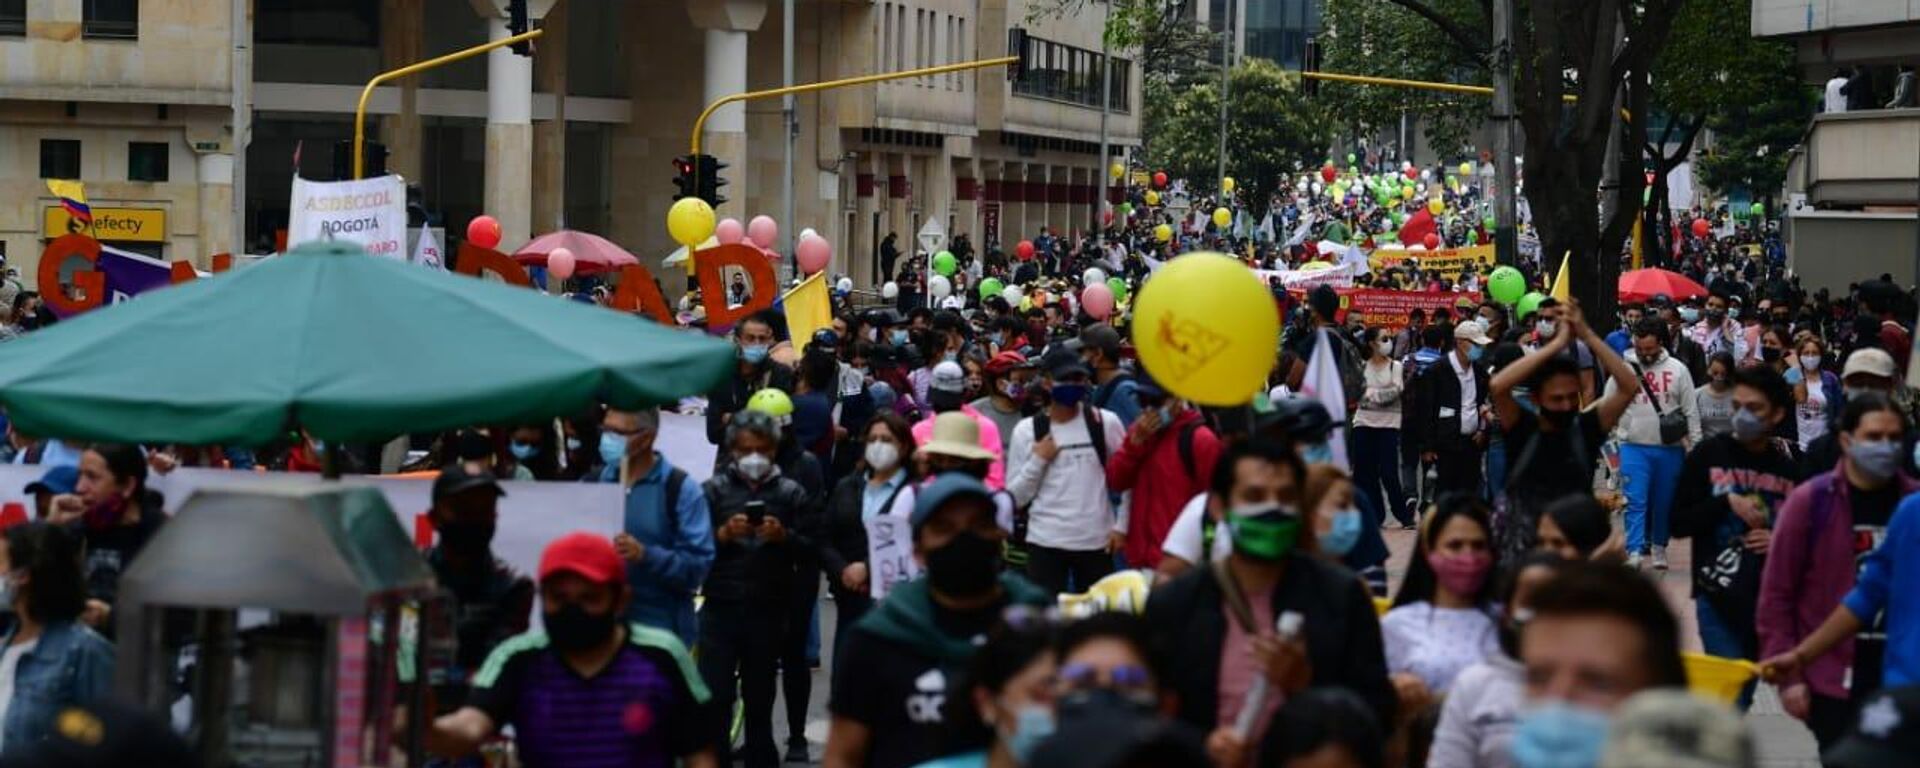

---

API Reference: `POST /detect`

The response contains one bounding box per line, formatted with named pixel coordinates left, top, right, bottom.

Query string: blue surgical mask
left=1301, top=441, right=1334, bottom=465
left=740, top=343, right=770, bottom=364
left=509, top=442, right=538, bottom=461
left=565, top=437, right=582, bottom=452
left=1157, top=405, right=1174, bottom=426
left=891, top=329, right=910, bottom=346
left=598, top=432, right=627, bottom=466
left=1510, top=702, right=1610, bottom=768
left=1680, top=307, right=1700, bottom=323
left=1003, top=703, right=1055, bottom=764
left=1050, top=383, right=1089, bottom=407
left=1320, top=507, right=1363, bottom=557
left=1731, top=408, right=1768, bottom=443
left=1849, top=438, right=1902, bottom=482
left=1467, top=344, right=1484, bottom=362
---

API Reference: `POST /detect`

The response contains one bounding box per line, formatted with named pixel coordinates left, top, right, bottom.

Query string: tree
left=1694, top=72, right=1814, bottom=210
left=1148, top=58, right=1334, bottom=213
left=1318, top=0, right=1488, bottom=159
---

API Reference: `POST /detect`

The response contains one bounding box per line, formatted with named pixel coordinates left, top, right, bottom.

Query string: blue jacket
left=602, top=454, right=715, bottom=647
left=1843, top=492, right=1920, bottom=689
left=0, top=620, right=113, bottom=751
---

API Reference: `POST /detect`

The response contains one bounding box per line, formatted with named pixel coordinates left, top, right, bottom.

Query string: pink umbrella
left=513, top=230, right=640, bottom=276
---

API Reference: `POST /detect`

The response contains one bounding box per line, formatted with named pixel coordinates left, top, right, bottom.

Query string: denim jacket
left=0, top=620, right=114, bottom=751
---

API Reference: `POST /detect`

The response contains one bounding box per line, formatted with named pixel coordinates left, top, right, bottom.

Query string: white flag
left=412, top=226, right=443, bottom=269
left=1297, top=329, right=1350, bottom=472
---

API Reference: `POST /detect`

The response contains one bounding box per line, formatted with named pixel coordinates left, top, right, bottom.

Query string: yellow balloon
left=1212, top=208, right=1231, bottom=228
left=1222, top=177, right=1236, bottom=193
left=1332, top=190, right=1346, bottom=205
left=1133, top=253, right=1279, bottom=406
left=1400, top=186, right=1416, bottom=200
left=1459, top=162, right=1474, bottom=177
left=667, top=197, right=716, bottom=248
left=1110, top=162, right=1125, bottom=180
left=1427, top=198, right=1445, bottom=215
left=1154, top=223, right=1173, bottom=242
left=1145, top=190, right=1161, bottom=206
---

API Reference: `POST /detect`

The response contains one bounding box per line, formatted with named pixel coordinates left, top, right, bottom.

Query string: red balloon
left=1152, top=172, right=1169, bottom=189
left=1690, top=218, right=1710, bottom=238
left=1320, top=165, right=1337, bottom=184
left=1016, top=240, right=1036, bottom=261
left=466, top=215, right=502, bottom=249
left=1404, top=167, right=1418, bottom=181
left=1423, top=233, right=1441, bottom=250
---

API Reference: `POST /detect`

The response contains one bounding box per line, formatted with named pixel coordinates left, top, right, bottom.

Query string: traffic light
left=1007, top=27, right=1028, bottom=82
left=507, top=0, right=533, bottom=56
left=695, top=154, right=728, bottom=208
left=672, top=155, right=698, bottom=201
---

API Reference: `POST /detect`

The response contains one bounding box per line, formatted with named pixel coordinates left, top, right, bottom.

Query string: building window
left=83, top=0, right=138, bottom=40
left=256, top=0, right=380, bottom=47
left=128, top=142, right=169, bottom=182
left=1012, top=34, right=1132, bottom=112
left=40, top=139, right=81, bottom=179
left=0, top=0, right=25, bottom=37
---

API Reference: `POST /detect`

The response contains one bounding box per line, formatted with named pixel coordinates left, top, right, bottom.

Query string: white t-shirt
left=1381, top=602, right=1500, bottom=694
left=1161, top=493, right=1234, bottom=566
left=0, top=639, right=38, bottom=752
left=1006, top=408, right=1126, bottom=551
left=1825, top=77, right=1848, bottom=113
left=1798, top=375, right=1830, bottom=452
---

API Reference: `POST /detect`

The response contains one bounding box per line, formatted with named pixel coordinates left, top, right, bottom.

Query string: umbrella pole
left=323, top=442, right=342, bottom=480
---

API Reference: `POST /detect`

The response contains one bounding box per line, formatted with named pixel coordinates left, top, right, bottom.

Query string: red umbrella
left=1618, top=268, right=1707, bottom=302
left=513, top=230, right=640, bottom=275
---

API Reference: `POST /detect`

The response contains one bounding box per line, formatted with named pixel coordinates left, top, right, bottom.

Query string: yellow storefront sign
left=43, top=207, right=167, bottom=243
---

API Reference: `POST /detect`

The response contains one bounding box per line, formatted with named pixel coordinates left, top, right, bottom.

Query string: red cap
left=537, top=532, right=626, bottom=586
left=984, top=350, right=1030, bottom=375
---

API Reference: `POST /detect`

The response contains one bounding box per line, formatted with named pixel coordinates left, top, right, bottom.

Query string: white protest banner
left=864, top=513, right=921, bottom=600
left=287, top=174, right=407, bottom=259
left=412, top=226, right=444, bottom=268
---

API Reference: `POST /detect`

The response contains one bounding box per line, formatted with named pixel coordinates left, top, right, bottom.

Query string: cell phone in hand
left=745, top=500, right=768, bottom=526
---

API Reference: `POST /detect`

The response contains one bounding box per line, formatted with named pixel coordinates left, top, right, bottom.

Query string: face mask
left=891, top=329, right=910, bottom=346
left=1510, top=702, right=1610, bottom=768
left=1731, top=408, right=1769, bottom=442
left=599, top=432, right=628, bottom=466
left=1301, top=441, right=1334, bottom=466
left=864, top=441, right=900, bottom=471
left=1050, top=383, right=1089, bottom=407
left=1001, top=704, right=1056, bottom=765
left=1706, top=307, right=1726, bottom=323
left=736, top=452, right=776, bottom=482
left=1467, top=344, right=1484, bottom=362
left=1729, top=308, right=1742, bottom=320
left=1848, top=439, right=1902, bottom=482
left=1800, top=356, right=1820, bottom=372
left=565, top=436, right=582, bottom=452
left=1761, top=347, right=1783, bottom=363
left=1227, top=504, right=1302, bottom=562
left=1320, top=507, right=1363, bottom=557
left=436, top=519, right=496, bottom=553
left=1539, top=407, right=1576, bottom=430
left=1680, top=307, right=1700, bottom=323
left=1535, top=320, right=1556, bottom=338
left=544, top=603, right=619, bottom=652
left=1427, top=550, right=1492, bottom=597
left=1001, top=380, right=1025, bottom=400
left=926, top=529, right=1001, bottom=597
left=509, top=441, right=538, bottom=461
left=1156, top=405, right=1175, bottom=426
left=1376, top=340, right=1394, bottom=356
left=1845, top=386, right=1877, bottom=401
left=740, top=343, right=771, bottom=364
left=1637, top=350, right=1662, bottom=366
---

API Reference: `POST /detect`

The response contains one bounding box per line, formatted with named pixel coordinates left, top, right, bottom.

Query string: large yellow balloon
left=1212, top=208, right=1231, bottom=228
left=1133, top=253, right=1279, bottom=406
left=1154, top=223, right=1173, bottom=242
left=1427, top=198, right=1445, bottom=215
left=1222, top=177, right=1236, bottom=193
left=1145, top=190, right=1161, bottom=206
left=667, top=198, right=717, bottom=248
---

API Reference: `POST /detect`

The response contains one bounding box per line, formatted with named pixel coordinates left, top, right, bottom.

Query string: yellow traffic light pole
left=1296, top=70, right=1628, bottom=118
left=352, top=29, right=545, bottom=179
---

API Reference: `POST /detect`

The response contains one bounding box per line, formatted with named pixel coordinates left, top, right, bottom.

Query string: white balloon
left=1002, top=285, right=1024, bottom=306
left=801, top=227, right=818, bottom=240
left=1082, top=268, right=1106, bottom=286
left=836, top=277, right=854, bottom=293
left=1311, top=183, right=1323, bottom=195
left=1420, top=169, right=1432, bottom=181
left=929, top=275, right=952, bottom=299
left=882, top=281, right=899, bottom=299
left=1296, top=179, right=1309, bottom=192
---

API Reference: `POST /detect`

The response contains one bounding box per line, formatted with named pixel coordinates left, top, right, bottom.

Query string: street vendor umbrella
left=0, top=241, right=735, bottom=446
left=1618, top=268, right=1708, bottom=303
left=513, top=229, right=640, bottom=275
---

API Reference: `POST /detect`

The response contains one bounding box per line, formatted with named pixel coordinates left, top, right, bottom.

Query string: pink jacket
left=913, top=405, right=1006, bottom=490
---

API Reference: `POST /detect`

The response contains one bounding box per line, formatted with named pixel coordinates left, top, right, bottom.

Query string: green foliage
left=1145, top=58, right=1334, bottom=211
left=1696, top=83, right=1814, bottom=202
left=1652, top=1, right=1813, bottom=200
left=1318, top=0, right=1488, bottom=157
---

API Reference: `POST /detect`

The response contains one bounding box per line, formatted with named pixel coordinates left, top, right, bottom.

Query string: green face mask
left=1227, top=504, right=1302, bottom=562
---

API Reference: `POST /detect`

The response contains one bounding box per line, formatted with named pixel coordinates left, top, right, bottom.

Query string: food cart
left=114, top=484, right=445, bottom=768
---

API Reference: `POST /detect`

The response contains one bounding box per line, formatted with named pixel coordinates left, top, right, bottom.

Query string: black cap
left=433, top=462, right=505, bottom=502
left=1041, top=347, right=1091, bottom=380
left=0, top=698, right=196, bottom=768
left=1261, top=397, right=1337, bottom=443
left=1826, top=686, right=1920, bottom=768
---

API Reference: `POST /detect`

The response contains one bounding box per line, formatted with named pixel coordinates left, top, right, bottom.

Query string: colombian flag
left=46, top=179, right=92, bottom=228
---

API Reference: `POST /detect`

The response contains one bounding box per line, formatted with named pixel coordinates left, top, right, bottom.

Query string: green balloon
left=1750, top=202, right=1765, bottom=216
left=933, top=251, right=957, bottom=276
left=1347, top=153, right=1357, bottom=164
left=1107, top=276, right=1128, bottom=300
left=1488, top=267, right=1526, bottom=305
left=1482, top=215, right=1496, bottom=231
left=979, top=277, right=1005, bottom=299
left=1515, top=291, right=1547, bottom=320
left=1119, top=202, right=1133, bottom=214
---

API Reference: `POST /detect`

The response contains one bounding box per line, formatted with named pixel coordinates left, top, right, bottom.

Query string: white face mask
left=1800, top=356, right=1820, bottom=372
left=1375, top=340, right=1394, bottom=356
left=865, top=440, right=901, bottom=472
left=736, top=452, right=775, bottom=481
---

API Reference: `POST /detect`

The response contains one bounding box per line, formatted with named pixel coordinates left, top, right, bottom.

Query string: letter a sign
left=287, top=174, right=408, bottom=259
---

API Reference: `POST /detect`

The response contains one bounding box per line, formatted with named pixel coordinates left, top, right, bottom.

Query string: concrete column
left=483, top=11, right=534, bottom=250
left=957, top=155, right=979, bottom=247
left=197, top=152, right=235, bottom=264
left=854, top=152, right=878, bottom=286
left=688, top=0, right=768, bottom=219
left=531, top=0, right=569, bottom=233
left=887, top=153, right=911, bottom=257
left=928, top=149, right=954, bottom=243
left=380, top=0, right=425, bottom=181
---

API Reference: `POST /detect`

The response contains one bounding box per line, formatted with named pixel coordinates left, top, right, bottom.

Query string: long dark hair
left=7, top=522, right=87, bottom=624
left=1392, top=493, right=1496, bottom=609
left=1541, top=495, right=1611, bottom=558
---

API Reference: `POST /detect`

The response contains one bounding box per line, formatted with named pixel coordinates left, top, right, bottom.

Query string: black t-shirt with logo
left=828, top=602, right=1001, bottom=768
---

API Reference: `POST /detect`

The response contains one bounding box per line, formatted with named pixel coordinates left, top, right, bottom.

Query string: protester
left=1383, top=495, right=1499, bottom=724
left=1413, top=321, right=1493, bottom=498
left=1353, top=326, right=1411, bottom=528
left=1077, top=325, right=1141, bottom=427
left=824, top=474, right=1049, bottom=768
left=1106, top=370, right=1220, bottom=569
left=1303, top=465, right=1364, bottom=561
left=1006, top=348, right=1125, bottom=596
left=822, top=413, right=917, bottom=663
left=1695, top=352, right=1738, bottom=441
left=913, top=361, right=1006, bottom=489
left=1606, top=318, right=1702, bottom=570
left=1427, top=553, right=1564, bottom=768
left=47, top=443, right=165, bottom=618
left=1259, top=689, right=1387, bottom=768
left=1758, top=393, right=1914, bottom=747
left=21, top=465, right=75, bottom=521
left=705, top=310, right=795, bottom=458
left=423, top=532, right=717, bottom=767
left=0, top=523, right=113, bottom=752
left=1788, top=336, right=1842, bottom=452
left=601, top=407, right=714, bottom=648
left=421, top=462, right=533, bottom=705
left=970, top=351, right=1033, bottom=454
left=915, top=618, right=1057, bottom=768
left=1535, top=496, right=1618, bottom=562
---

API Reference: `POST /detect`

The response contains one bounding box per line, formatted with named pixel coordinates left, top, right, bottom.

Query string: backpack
left=1092, top=372, right=1137, bottom=413
left=1030, top=405, right=1110, bottom=468
left=662, top=467, right=689, bottom=518
left=1329, top=331, right=1367, bottom=407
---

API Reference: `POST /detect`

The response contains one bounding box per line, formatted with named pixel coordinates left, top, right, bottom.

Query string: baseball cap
left=0, top=698, right=196, bottom=768
left=23, top=465, right=78, bottom=497
left=432, top=462, right=504, bottom=502
left=1076, top=324, right=1123, bottom=359
left=930, top=361, right=968, bottom=394
left=1041, top=347, right=1091, bottom=380
left=1825, top=686, right=1920, bottom=768
left=810, top=328, right=840, bottom=352
left=1843, top=348, right=1898, bottom=380
left=919, top=412, right=996, bottom=461
left=1454, top=320, right=1494, bottom=345
left=1596, top=690, right=1754, bottom=768
left=1263, top=397, right=1336, bottom=443
left=910, top=472, right=996, bottom=534
left=536, top=531, right=626, bottom=585
left=984, top=350, right=1031, bottom=376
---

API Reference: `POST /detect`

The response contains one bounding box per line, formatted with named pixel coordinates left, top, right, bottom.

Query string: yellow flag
left=782, top=272, right=832, bottom=352
left=1549, top=251, right=1571, bottom=302
left=45, top=179, right=93, bottom=231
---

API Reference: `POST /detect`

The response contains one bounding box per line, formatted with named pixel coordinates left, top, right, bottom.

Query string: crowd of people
left=3, top=164, right=1920, bottom=768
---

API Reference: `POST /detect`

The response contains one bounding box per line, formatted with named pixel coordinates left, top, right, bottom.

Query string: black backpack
left=1030, top=405, right=1111, bottom=468
left=1092, top=372, right=1137, bottom=413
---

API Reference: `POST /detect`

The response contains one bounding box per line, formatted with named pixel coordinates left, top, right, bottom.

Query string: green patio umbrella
left=0, top=241, right=735, bottom=446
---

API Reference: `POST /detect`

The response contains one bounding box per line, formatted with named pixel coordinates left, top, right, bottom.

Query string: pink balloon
left=796, top=234, right=831, bottom=275
left=547, top=247, right=576, bottom=280
left=1082, top=284, right=1116, bottom=320
left=747, top=216, right=779, bottom=250
left=715, top=218, right=745, bottom=245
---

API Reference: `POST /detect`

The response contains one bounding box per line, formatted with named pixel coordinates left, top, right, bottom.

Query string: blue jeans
left=1620, top=443, right=1683, bottom=553
left=1351, top=427, right=1410, bottom=525
left=1695, top=597, right=1757, bottom=710
left=1483, top=438, right=1508, bottom=501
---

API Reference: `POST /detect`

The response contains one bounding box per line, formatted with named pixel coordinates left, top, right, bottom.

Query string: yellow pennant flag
left=782, top=272, right=832, bottom=352
left=1549, top=251, right=1571, bottom=302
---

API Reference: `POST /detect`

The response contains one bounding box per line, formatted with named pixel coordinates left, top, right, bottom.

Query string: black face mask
left=925, top=529, right=1000, bottom=598
left=1761, top=347, right=1784, bottom=363
left=1539, top=408, right=1577, bottom=430
left=930, top=389, right=966, bottom=413
left=544, top=603, right=619, bottom=652
left=436, top=519, right=496, bottom=554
